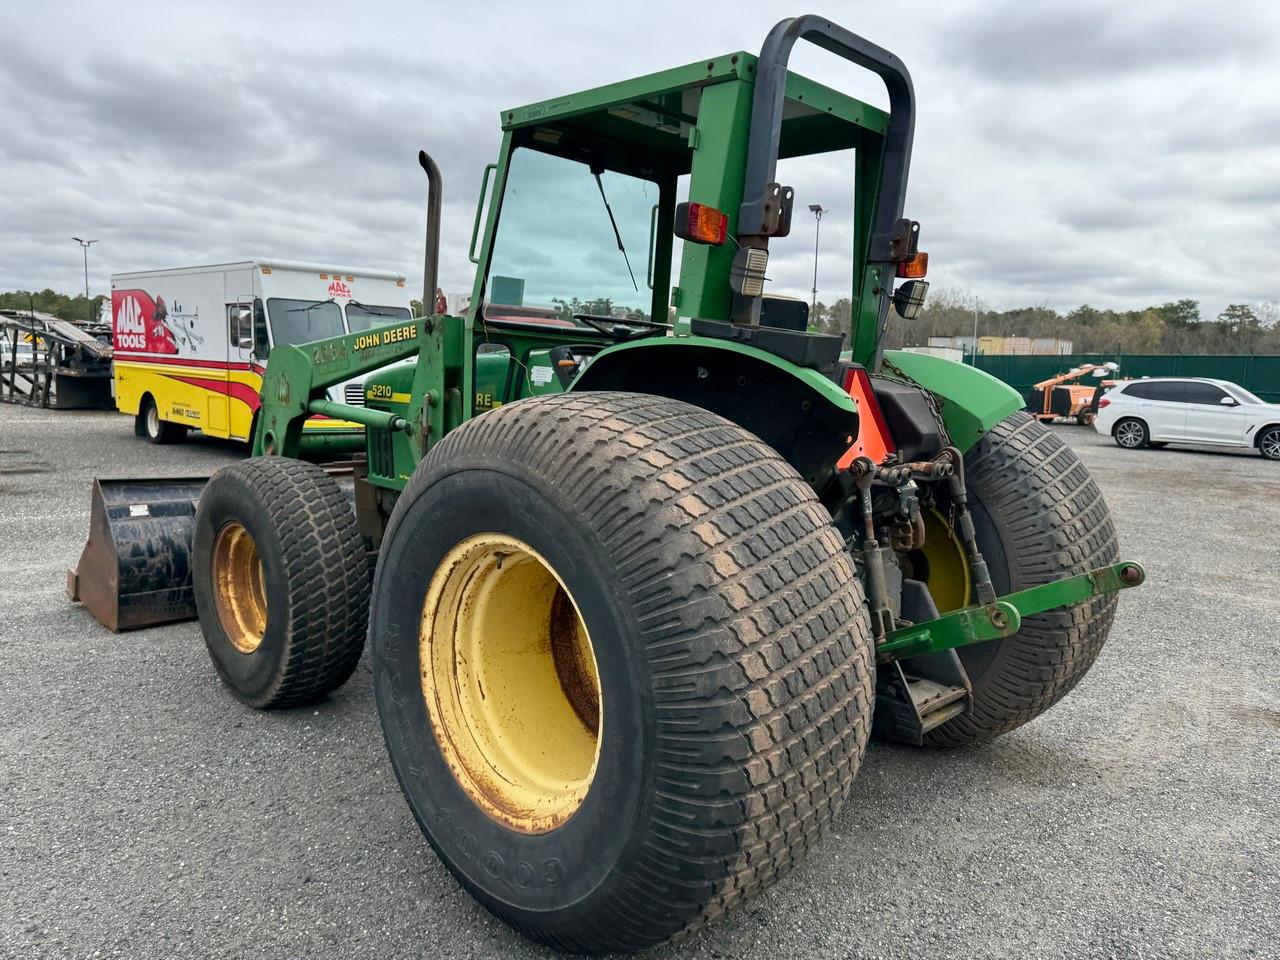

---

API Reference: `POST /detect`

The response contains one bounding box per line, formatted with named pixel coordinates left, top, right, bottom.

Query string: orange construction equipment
left=1025, top=362, right=1119, bottom=426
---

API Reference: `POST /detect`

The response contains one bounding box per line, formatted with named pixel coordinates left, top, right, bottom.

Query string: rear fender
left=571, top=337, right=858, bottom=488
left=881, top=349, right=1023, bottom=451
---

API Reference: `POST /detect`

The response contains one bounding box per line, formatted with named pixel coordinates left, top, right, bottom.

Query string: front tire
left=925, top=411, right=1120, bottom=746
left=371, top=392, right=874, bottom=954
left=192, top=458, right=370, bottom=708
left=138, top=395, right=185, bottom=444
left=1259, top=426, right=1280, bottom=461
left=1113, top=417, right=1148, bottom=449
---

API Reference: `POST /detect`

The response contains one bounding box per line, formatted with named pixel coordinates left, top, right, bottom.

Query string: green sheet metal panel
left=883, top=349, right=1024, bottom=451
left=973, top=353, right=1280, bottom=404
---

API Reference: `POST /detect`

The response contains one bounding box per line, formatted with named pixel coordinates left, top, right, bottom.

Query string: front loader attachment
left=68, top=466, right=361, bottom=633
left=66, top=477, right=207, bottom=632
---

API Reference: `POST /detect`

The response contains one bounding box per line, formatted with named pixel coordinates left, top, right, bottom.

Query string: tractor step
left=872, top=660, right=973, bottom=744
left=871, top=577, right=974, bottom=744
left=905, top=676, right=969, bottom=734
left=907, top=675, right=967, bottom=712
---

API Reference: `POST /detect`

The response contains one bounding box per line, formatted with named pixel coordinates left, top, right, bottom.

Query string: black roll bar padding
left=418, top=150, right=444, bottom=314
left=739, top=15, right=915, bottom=243
left=732, top=16, right=915, bottom=338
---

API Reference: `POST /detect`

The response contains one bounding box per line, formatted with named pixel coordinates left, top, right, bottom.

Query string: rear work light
left=892, top=279, right=929, bottom=320
left=836, top=366, right=896, bottom=467
left=729, top=247, right=769, bottom=297
left=896, top=252, right=928, bottom=278
left=674, top=202, right=728, bottom=246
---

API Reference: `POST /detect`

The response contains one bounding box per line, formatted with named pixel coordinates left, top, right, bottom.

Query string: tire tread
left=926, top=411, right=1119, bottom=746
left=200, top=458, right=370, bottom=709
left=392, top=392, right=874, bottom=953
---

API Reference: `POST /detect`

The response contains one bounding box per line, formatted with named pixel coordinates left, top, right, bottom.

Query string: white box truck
left=111, top=258, right=412, bottom=444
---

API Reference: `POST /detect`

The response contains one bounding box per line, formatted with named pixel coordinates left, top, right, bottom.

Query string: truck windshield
left=347, top=302, right=412, bottom=331
left=484, top=147, right=658, bottom=324
left=266, top=298, right=345, bottom=346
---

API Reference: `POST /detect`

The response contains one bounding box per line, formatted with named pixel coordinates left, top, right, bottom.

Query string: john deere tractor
left=71, top=15, right=1142, bottom=953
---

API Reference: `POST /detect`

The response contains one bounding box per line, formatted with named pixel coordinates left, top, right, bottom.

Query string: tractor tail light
left=896, top=252, right=928, bottom=278
left=674, top=202, right=728, bottom=246
left=837, top=366, right=897, bottom=468
left=1098, top=397, right=1111, bottom=409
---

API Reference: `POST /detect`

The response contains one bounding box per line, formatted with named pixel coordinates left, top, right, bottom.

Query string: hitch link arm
left=877, top=561, right=1145, bottom=663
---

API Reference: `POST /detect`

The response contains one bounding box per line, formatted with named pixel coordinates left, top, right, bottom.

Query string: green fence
left=973, top=354, right=1280, bottom=405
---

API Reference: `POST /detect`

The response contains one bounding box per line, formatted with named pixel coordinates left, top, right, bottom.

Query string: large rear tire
left=925, top=411, right=1119, bottom=746
left=371, top=392, right=874, bottom=954
left=192, top=458, right=371, bottom=708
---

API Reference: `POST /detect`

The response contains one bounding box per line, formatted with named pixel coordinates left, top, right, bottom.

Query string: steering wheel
left=573, top=313, right=670, bottom=341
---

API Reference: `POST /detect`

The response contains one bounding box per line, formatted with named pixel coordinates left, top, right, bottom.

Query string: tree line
left=807, top=290, right=1280, bottom=355
left=0, top=289, right=107, bottom=324
left=10, top=285, right=1280, bottom=356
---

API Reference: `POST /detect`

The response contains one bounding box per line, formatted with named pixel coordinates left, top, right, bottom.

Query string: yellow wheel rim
left=915, top=509, right=972, bottom=613
left=211, top=522, right=268, bottom=653
left=419, top=534, right=602, bottom=834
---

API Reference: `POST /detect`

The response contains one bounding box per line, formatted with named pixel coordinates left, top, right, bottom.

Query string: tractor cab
left=460, top=26, right=917, bottom=415
left=359, top=21, right=936, bottom=496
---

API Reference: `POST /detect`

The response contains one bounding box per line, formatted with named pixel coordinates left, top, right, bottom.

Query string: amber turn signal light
left=896, top=252, right=928, bottom=278
left=674, top=202, right=728, bottom=246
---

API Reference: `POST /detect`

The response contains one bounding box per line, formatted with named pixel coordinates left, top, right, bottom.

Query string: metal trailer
left=0, top=310, right=114, bottom=409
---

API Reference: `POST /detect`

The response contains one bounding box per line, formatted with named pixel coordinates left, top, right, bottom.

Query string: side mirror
left=1220, top=396, right=1238, bottom=406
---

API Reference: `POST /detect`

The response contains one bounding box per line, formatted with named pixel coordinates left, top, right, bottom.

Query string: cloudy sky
left=3, top=0, right=1277, bottom=320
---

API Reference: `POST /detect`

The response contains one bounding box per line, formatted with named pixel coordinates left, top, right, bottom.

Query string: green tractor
left=73, top=15, right=1142, bottom=953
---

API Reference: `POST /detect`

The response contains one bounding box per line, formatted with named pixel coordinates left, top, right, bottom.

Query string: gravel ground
left=1, top=404, right=1277, bottom=960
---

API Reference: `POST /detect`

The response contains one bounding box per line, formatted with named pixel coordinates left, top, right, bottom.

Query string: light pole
left=808, top=204, right=825, bottom=320
left=72, top=237, right=97, bottom=322
left=971, top=294, right=980, bottom=365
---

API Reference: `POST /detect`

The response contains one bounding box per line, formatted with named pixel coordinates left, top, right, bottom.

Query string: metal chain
left=880, top=356, right=953, bottom=449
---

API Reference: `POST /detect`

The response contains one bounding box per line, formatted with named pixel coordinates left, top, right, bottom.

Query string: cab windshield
left=484, top=148, right=658, bottom=325
left=266, top=298, right=344, bottom=346
left=347, top=302, right=412, bottom=332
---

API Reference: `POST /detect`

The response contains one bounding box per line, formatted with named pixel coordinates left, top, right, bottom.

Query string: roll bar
left=730, top=16, right=916, bottom=331
left=739, top=15, right=915, bottom=247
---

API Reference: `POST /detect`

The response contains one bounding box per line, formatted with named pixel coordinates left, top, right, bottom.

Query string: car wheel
left=1113, top=418, right=1147, bottom=449
left=1259, top=426, right=1280, bottom=461
left=138, top=395, right=185, bottom=445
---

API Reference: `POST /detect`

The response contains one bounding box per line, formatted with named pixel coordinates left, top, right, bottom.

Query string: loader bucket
left=66, top=477, right=208, bottom=632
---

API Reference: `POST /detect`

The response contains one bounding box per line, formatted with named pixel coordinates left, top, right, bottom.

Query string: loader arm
left=252, top=316, right=457, bottom=460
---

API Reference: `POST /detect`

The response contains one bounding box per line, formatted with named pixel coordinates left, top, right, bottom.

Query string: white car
left=1093, top=377, right=1280, bottom=460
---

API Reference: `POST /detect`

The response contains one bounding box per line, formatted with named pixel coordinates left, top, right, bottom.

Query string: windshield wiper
left=285, top=298, right=336, bottom=315
left=591, top=165, right=638, bottom=292
left=348, top=300, right=402, bottom=318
